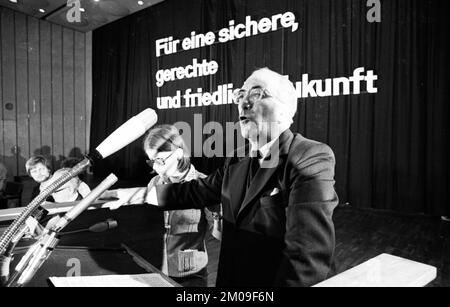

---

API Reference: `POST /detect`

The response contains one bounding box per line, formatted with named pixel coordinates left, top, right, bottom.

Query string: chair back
left=3, top=181, right=24, bottom=207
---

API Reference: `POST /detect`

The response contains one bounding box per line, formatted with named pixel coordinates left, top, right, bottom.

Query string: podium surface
left=314, top=253, right=437, bottom=287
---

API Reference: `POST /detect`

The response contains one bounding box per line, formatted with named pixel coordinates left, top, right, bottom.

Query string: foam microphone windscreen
left=95, top=108, right=158, bottom=159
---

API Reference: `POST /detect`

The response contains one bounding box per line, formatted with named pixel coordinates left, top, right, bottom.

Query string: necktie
left=247, top=150, right=262, bottom=188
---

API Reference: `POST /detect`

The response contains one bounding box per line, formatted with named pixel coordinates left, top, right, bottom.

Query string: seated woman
left=102, top=124, right=221, bottom=286
left=40, top=168, right=91, bottom=203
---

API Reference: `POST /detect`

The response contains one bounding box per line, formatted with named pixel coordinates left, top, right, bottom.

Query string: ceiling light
left=9, top=0, right=18, bottom=3
left=80, top=8, right=85, bottom=12
left=39, top=9, right=45, bottom=13
left=138, top=1, right=144, bottom=5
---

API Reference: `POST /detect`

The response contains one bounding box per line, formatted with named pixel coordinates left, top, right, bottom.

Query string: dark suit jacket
left=156, top=130, right=338, bottom=287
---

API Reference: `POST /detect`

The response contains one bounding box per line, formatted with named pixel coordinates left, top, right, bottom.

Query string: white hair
left=247, top=68, right=298, bottom=126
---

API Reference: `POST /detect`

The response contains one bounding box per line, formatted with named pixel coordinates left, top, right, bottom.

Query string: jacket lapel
left=226, top=158, right=252, bottom=221
left=236, top=130, right=295, bottom=220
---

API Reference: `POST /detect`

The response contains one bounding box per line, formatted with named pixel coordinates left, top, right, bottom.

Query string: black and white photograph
left=0, top=0, right=449, bottom=292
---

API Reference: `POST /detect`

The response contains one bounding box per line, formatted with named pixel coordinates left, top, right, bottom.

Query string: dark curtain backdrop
left=92, top=0, right=450, bottom=215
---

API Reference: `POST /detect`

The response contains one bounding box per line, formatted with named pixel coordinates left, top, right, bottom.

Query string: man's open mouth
left=240, top=116, right=250, bottom=123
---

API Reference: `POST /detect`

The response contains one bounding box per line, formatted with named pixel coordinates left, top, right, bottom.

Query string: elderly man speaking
left=148, top=68, right=338, bottom=287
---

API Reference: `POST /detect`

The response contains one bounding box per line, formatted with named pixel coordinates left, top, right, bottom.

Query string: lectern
left=0, top=203, right=179, bottom=287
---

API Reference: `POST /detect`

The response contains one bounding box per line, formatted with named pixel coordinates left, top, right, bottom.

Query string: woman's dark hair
left=143, top=125, right=191, bottom=173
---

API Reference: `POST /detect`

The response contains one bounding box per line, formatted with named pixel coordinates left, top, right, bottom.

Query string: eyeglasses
left=146, top=151, right=176, bottom=168
left=232, top=86, right=272, bottom=105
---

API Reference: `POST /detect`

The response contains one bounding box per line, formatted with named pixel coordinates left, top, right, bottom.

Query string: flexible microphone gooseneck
left=0, top=108, right=158, bottom=287
left=8, top=174, right=118, bottom=287
left=0, top=108, right=157, bottom=258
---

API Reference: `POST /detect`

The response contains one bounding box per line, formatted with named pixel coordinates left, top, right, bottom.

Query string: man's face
left=51, top=179, right=78, bottom=203
left=29, top=163, right=50, bottom=183
left=236, top=72, right=284, bottom=143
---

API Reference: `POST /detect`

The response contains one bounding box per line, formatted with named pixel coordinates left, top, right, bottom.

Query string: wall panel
left=0, top=7, right=92, bottom=177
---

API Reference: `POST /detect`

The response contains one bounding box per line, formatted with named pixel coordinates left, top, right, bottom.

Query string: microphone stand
left=5, top=174, right=118, bottom=287
left=0, top=157, right=93, bottom=259
left=0, top=107, right=158, bottom=287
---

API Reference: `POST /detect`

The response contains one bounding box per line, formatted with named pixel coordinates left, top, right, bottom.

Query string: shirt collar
left=53, top=191, right=79, bottom=203
left=250, top=127, right=289, bottom=160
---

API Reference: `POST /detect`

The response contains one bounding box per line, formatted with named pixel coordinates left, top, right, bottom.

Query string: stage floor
left=204, top=205, right=450, bottom=287
left=1, top=204, right=448, bottom=287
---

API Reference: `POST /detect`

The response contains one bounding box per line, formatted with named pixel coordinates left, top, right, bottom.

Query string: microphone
left=0, top=109, right=157, bottom=258
left=93, top=108, right=158, bottom=159
left=60, top=219, right=118, bottom=236
left=1, top=110, right=156, bottom=283
left=88, top=219, right=118, bottom=233
left=10, top=174, right=118, bottom=287
left=50, top=174, right=118, bottom=233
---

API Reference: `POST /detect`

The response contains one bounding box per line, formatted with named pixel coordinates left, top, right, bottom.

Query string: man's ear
left=276, top=107, right=287, bottom=124
left=175, top=148, right=184, bottom=160
left=279, top=105, right=293, bottom=126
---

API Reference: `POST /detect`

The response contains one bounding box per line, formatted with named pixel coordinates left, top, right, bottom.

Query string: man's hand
left=97, top=190, right=118, bottom=200
left=145, top=186, right=159, bottom=206
left=98, top=187, right=158, bottom=209
left=24, top=217, right=42, bottom=238
left=97, top=189, right=124, bottom=210
left=101, top=199, right=126, bottom=210
left=43, top=215, right=61, bottom=230
left=24, top=215, right=61, bottom=238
